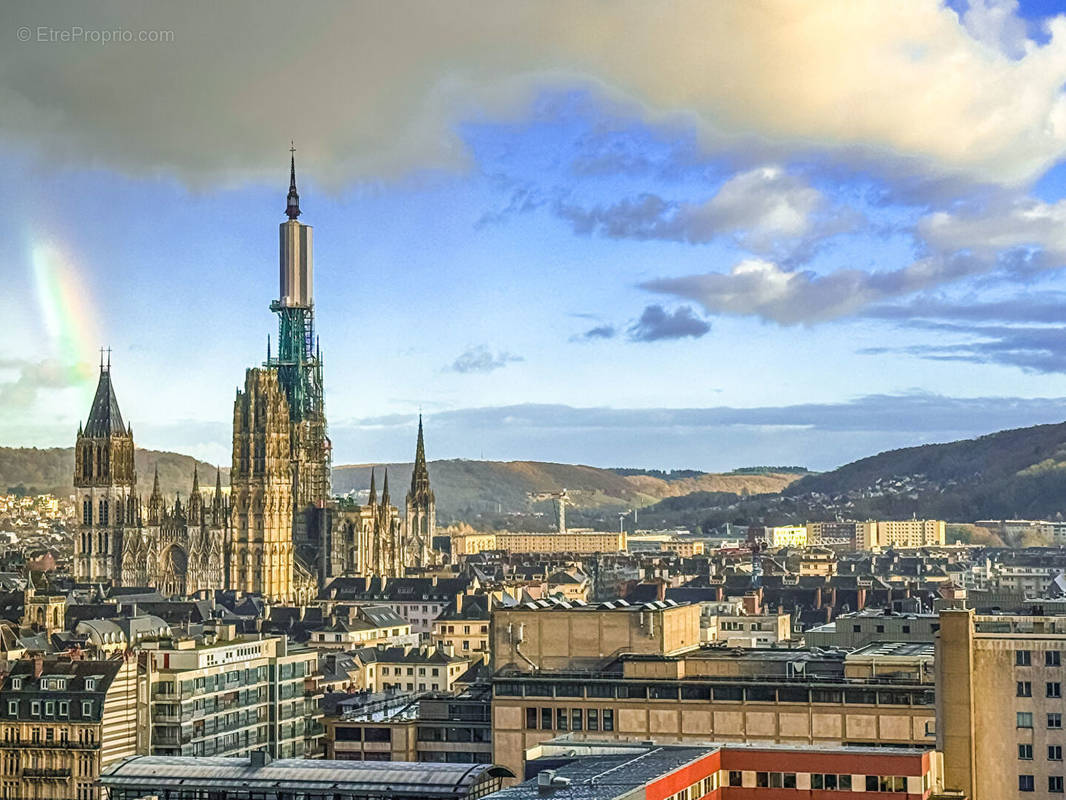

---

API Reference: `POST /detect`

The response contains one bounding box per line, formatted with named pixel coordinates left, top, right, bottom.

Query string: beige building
left=866, top=519, right=946, bottom=549
left=374, top=644, right=471, bottom=693
left=0, top=656, right=137, bottom=800
left=431, top=595, right=492, bottom=663
left=938, top=609, right=1066, bottom=800
left=450, top=530, right=499, bottom=557
left=495, top=531, right=627, bottom=554
left=714, top=612, right=792, bottom=647
left=492, top=599, right=701, bottom=673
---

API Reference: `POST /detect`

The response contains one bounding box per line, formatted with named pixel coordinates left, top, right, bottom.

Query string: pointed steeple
left=382, top=468, right=390, bottom=506
left=409, top=415, right=434, bottom=505
left=368, top=468, right=377, bottom=506
left=191, top=465, right=200, bottom=494
left=285, top=142, right=301, bottom=220
left=151, top=465, right=161, bottom=499
left=214, top=467, right=223, bottom=499
left=84, top=358, right=125, bottom=437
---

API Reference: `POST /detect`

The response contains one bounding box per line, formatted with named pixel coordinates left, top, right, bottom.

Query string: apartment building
left=938, top=609, right=1066, bottom=800
left=320, top=576, right=472, bottom=634
left=714, top=612, right=792, bottom=648
left=142, top=624, right=323, bottom=759
left=870, top=520, right=946, bottom=549
left=431, top=595, right=492, bottom=663
left=375, top=644, right=472, bottom=693
left=0, top=656, right=137, bottom=800
left=494, top=531, right=627, bottom=555
left=768, top=526, right=808, bottom=548
left=806, top=610, right=941, bottom=649
left=309, top=605, right=413, bottom=650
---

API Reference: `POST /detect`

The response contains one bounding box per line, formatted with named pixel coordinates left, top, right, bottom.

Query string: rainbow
left=31, top=242, right=100, bottom=407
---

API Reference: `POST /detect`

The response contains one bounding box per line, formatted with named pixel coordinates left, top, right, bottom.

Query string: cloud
left=329, top=392, right=1066, bottom=470
left=4, top=1, right=1066, bottom=185
left=864, top=294, right=1066, bottom=324
left=0, top=359, right=94, bottom=408
left=447, top=346, right=523, bottom=374
left=627, top=305, right=710, bottom=342
left=571, top=324, right=617, bottom=342
left=556, top=167, right=848, bottom=257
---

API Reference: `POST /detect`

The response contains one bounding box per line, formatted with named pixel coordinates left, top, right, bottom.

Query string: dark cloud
left=627, top=305, right=710, bottom=342
left=862, top=322, right=1066, bottom=374
left=447, top=345, right=524, bottom=374
left=570, top=324, right=617, bottom=342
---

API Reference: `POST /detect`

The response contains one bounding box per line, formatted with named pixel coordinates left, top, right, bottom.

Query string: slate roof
left=84, top=367, right=125, bottom=437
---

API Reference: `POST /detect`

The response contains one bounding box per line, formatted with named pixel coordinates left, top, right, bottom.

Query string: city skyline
left=6, top=1, right=1066, bottom=471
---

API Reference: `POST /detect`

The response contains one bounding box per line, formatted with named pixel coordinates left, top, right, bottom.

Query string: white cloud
left=3, top=1, right=1066, bottom=185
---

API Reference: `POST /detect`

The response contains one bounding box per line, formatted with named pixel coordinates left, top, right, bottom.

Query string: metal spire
left=286, top=141, right=301, bottom=220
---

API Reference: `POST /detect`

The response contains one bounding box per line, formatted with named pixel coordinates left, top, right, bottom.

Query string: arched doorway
left=159, top=545, right=188, bottom=598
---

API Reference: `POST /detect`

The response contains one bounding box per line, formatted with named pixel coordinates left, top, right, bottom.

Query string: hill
left=635, top=420, right=1066, bottom=531
left=332, top=460, right=802, bottom=519
left=0, top=447, right=227, bottom=498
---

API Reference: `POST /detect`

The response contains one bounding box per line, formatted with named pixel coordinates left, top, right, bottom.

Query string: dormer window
left=85, top=679, right=95, bottom=691
left=10, top=678, right=21, bottom=691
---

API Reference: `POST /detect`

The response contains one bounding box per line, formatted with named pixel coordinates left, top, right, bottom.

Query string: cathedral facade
left=73, top=361, right=230, bottom=596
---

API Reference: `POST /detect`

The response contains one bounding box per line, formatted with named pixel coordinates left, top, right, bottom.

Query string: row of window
left=496, top=682, right=932, bottom=706
left=6, top=700, right=94, bottom=719
left=1017, top=681, right=1062, bottom=697
left=1017, top=650, right=1063, bottom=666
left=1017, top=712, right=1063, bottom=729
left=380, top=666, right=442, bottom=677
left=665, top=772, right=719, bottom=800
left=1019, top=774, right=1065, bottom=792
left=727, top=772, right=913, bottom=793
left=437, top=624, right=488, bottom=635
left=1019, top=744, right=1063, bottom=760
left=2, top=726, right=95, bottom=745
left=524, top=707, right=615, bottom=732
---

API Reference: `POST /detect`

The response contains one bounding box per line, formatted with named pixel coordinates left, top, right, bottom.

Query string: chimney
left=656, top=579, right=666, bottom=603
left=249, top=750, right=272, bottom=768
left=32, top=656, right=43, bottom=680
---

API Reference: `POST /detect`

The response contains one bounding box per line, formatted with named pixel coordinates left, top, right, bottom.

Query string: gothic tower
left=230, top=368, right=295, bottom=601
left=404, top=416, right=436, bottom=568
left=268, top=146, right=332, bottom=582
left=74, top=357, right=137, bottom=584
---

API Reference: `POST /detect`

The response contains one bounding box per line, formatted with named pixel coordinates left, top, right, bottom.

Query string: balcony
left=23, top=768, right=72, bottom=779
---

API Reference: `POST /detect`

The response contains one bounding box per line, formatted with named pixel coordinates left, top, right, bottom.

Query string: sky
left=5, top=0, right=1066, bottom=472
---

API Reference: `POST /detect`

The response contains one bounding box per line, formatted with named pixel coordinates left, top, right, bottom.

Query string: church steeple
left=285, top=142, right=301, bottom=220
left=368, top=468, right=377, bottom=507
left=409, top=415, right=433, bottom=504
left=381, top=468, right=390, bottom=507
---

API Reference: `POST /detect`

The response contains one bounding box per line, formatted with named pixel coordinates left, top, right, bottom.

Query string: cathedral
left=72, top=360, right=230, bottom=596
left=72, top=149, right=438, bottom=602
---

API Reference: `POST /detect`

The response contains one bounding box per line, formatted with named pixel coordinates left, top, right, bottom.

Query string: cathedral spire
left=191, top=464, right=199, bottom=494
left=382, top=468, right=390, bottom=506
left=214, top=467, right=223, bottom=499
left=84, top=356, right=125, bottom=437
left=368, top=468, right=377, bottom=506
left=285, top=142, right=301, bottom=220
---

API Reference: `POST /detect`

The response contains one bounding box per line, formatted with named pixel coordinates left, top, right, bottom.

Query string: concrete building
left=492, top=646, right=936, bottom=778
left=309, top=605, right=412, bottom=650
left=806, top=610, right=941, bottom=649
left=431, top=594, right=492, bottom=662
left=0, top=656, right=137, bottom=800
left=142, top=623, right=323, bottom=759
left=938, top=608, right=1066, bottom=800
left=872, top=520, right=946, bottom=549
left=491, top=599, right=701, bottom=673
left=488, top=739, right=945, bottom=799
left=327, top=685, right=492, bottom=764
left=714, top=611, right=792, bottom=648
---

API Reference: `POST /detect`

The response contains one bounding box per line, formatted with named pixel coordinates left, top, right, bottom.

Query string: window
left=902, top=625, right=911, bottom=633
left=556, top=708, right=567, bottom=731
left=1052, top=776, right=1064, bottom=794
left=1019, top=681, right=1033, bottom=697
left=81, top=701, right=92, bottom=716
left=571, top=709, right=582, bottom=731
left=10, top=679, right=20, bottom=691
left=541, top=708, right=551, bottom=729
left=1020, top=774, right=1035, bottom=792
left=1051, top=713, right=1063, bottom=730
left=44, top=702, right=53, bottom=715
left=1019, top=712, right=1034, bottom=728
left=1020, top=744, right=1034, bottom=760
left=602, top=709, right=614, bottom=731
left=1050, top=683, right=1062, bottom=698
left=85, top=679, right=95, bottom=691
left=30, top=702, right=39, bottom=716
left=1049, top=651, right=1062, bottom=667
left=587, top=709, right=599, bottom=731
left=1051, top=746, right=1063, bottom=761
left=1018, top=650, right=1032, bottom=666
left=5, top=702, right=14, bottom=715
left=728, top=772, right=742, bottom=787
left=525, top=708, right=537, bottom=730
left=876, top=624, right=885, bottom=633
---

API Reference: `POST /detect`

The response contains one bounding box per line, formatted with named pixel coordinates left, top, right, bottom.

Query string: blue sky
left=5, top=0, right=1066, bottom=472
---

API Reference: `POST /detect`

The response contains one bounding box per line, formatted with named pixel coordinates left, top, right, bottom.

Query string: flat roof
left=100, top=756, right=514, bottom=797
